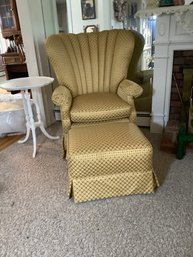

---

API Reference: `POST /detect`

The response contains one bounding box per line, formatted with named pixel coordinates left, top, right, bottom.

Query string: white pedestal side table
left=0, top=76, right=59, bottom=157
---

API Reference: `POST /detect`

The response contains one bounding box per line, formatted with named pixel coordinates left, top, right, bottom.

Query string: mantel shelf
left=135, top=4, right=193, bottom=18
left=135, top=5, right=193, bottom=35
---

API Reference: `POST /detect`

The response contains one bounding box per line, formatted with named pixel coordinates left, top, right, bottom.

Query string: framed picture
left=84, top=25, right=98, bottom=33
left=81, top=0, right=96, bottom=20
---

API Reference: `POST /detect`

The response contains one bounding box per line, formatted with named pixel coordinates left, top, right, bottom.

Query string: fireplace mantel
left=135, top=5, right=193, bottom=17
left=135, top=5, right=193, bottom=35
left=135, top=7, right=193, bottom=133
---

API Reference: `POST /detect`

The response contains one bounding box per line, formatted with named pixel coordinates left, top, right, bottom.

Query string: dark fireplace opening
left=169, top=50, right=193, bottom=127
left=161, top=50, right=193, bottom=153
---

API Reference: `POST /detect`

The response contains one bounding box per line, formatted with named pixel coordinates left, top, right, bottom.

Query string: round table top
left=0, top=76, right=54, bottom=91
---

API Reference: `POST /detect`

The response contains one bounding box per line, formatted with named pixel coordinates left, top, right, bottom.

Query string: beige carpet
left=0, top=122, right=193, bottom=257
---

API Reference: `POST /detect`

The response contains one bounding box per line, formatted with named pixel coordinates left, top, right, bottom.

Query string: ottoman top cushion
left=67, top=122, right=151, bottom=157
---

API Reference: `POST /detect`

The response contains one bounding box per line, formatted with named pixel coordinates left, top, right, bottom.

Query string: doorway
left=56, top=0, right=69, bottom=33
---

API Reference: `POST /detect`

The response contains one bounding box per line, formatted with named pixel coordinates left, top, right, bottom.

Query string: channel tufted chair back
left=45, top=29, right=143, bottom=155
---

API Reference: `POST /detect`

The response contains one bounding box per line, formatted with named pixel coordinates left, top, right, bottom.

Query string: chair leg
left=63, top=149, right=66, bottom=159
left=63, top=135, right=67, bottom=159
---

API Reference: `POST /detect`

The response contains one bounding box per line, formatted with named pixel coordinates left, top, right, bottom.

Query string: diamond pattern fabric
left=67, top=122, right=159, bottom=203
left=46, top=30, right=135, bottom=97
left=70, top=92, right=131, bottom=123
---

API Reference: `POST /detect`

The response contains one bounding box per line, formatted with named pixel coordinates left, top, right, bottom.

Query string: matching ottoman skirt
left=67, top=122, right=159, bottom=203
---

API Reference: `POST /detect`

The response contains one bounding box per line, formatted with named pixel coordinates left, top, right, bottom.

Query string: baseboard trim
left=137, top=112, right=151, bottom=127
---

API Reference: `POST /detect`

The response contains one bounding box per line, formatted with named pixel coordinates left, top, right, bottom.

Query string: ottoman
left=67, top=122, right=159, bottom=203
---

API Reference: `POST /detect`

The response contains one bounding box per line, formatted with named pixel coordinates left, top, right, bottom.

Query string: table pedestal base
left=19, top=90, right=59, bottom=158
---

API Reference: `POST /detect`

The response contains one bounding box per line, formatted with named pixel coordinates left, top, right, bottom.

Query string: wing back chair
left=45, top=29, right=143, bottom=154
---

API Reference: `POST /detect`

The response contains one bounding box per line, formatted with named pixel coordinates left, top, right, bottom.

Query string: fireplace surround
left=136, top=5, right=193, bottom=132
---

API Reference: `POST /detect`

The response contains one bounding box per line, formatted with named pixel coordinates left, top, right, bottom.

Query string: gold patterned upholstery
left=67, top=122, right=159, bottom=203
left=71, top=92, right=131, bottom=123
left=45, top=30, right=143, bottom=152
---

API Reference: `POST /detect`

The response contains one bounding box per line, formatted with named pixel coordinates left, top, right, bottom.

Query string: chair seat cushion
left=70, top=92, right=131, bottom=123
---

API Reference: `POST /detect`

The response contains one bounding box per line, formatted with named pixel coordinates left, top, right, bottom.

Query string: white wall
left=66, top=0, right=112, bottom=33
left=16, top=0, right=60, bottom=126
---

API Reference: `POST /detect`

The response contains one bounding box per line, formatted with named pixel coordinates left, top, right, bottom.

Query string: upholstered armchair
left=45, top=29, right=143, bottom=154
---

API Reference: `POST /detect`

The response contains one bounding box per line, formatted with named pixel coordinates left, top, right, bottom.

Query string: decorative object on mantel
left=147, top=0, right=159, bottom=8
left=147, top=0, right=184, bottom=9
left=159, top=0, right=174, bottom=7
left=135, top=5, right=193, bottom=35
left=173, top=0, right=185, bottom=5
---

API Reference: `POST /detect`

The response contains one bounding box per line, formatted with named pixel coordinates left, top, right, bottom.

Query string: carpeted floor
left=0, top=122, right=193, bottom=257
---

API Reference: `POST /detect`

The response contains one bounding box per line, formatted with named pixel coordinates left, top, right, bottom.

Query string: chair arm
left=117, top=79, right=143, bottom=102
left=52, top=85, right=72, bottom=108
left=52, top=85, right=72, bottom=136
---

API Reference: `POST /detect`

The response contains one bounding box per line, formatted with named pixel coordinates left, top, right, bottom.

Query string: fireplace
left=170, top=50, right=193, bottom=124
left=136, top=5, right=193, bottom=133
